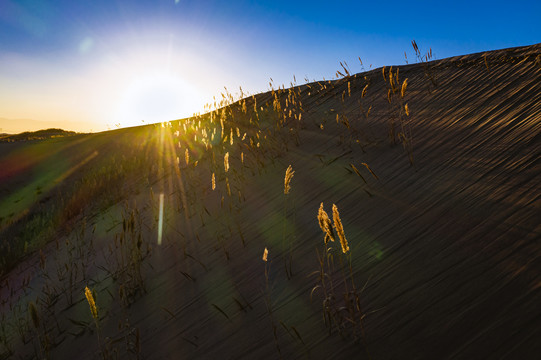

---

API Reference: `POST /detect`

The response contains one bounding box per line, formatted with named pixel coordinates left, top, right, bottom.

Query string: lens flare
left=158, top=193, right=164, bottom=245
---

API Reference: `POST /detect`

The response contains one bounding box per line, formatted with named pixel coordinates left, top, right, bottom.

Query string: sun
left=114, top=72, right=204, bottom=128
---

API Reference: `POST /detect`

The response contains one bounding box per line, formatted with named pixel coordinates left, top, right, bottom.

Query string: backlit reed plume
left=224, top=152, right=229, bottom=172
left=317, top=203, right=335, bottom=244
left=361, top=84, right=368, bottom=98
left=332, top=204, right=349, bottom=253
left=284, top=165, right=294, bottom=194
left=185, top=148, right=190, bottom=165
left=401, top=78, right=408, bottom=98
left=85, top=286, right=98, bottom=320
left=262, top=247, right=268, bottom=262
left=212, top=173, right=216, bottom=190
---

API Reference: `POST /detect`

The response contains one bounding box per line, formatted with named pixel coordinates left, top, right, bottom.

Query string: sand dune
left=0, top=43, right=540, bottom=359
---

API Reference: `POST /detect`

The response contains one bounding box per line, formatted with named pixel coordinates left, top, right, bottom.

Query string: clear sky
left=1, top=0, right=539, bottom=133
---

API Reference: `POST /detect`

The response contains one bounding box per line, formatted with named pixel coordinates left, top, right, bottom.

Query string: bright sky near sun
left=0, top=0, right=539, bottom=133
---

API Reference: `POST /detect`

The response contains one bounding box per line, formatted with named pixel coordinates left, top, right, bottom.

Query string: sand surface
left=0, top=43, right=540, bottom=359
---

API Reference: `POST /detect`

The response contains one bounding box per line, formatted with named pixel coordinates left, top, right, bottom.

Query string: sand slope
left=0, top=43, right=540, bottom=359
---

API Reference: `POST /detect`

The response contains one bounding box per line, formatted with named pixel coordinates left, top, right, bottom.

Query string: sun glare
left=114, top=71, right=204, bottom=129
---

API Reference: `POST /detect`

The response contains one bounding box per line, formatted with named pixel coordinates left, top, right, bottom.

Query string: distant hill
left=0, top=117, right=97, bottom=134
left=0, top=128, right=78, bottom=142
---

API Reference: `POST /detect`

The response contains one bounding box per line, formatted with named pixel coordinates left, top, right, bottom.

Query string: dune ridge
left=0, top=43, right=540, bottom=359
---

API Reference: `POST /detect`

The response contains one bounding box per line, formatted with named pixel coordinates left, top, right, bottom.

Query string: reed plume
left=212, top=173, right=216, bottom=190
left=401, top=78, right=408, bottom=98
left=262, top=247, right=268, bottom=262
left=85, top=286, right=98, bottom=320
left=332, top=204, right=349, bottom=253
left=317, top=203, right=335, bottom=243
left=361, top=84, right=368, bottom=98
left=185, top=148, right=190, bottom=165
left=224, top=152, right=229, bottom=172
left=284, top=165, right=295, bottom=194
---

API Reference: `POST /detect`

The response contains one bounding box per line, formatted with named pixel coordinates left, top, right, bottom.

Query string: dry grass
left=317, top=202, right=335, bottom=244
left=332, top=204, right=349, bottom=254
left=84, top=286, right=98, bottom=320
left=284, top=165, right=295, bottom=195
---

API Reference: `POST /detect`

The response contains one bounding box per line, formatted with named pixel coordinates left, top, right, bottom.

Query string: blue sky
left=1, top=0, right=539, bottom=132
